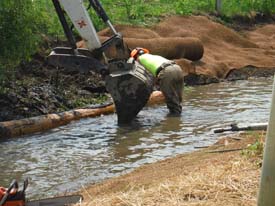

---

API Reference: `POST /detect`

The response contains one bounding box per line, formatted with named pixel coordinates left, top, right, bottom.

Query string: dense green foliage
left=221, top=0, right=275, bottom=15
left=0, top=0, right=275, bottom=91
left=0, top=0, right=61, bottom=92
left=0, top=1, right=36, bottom=89
left=97, top=0, right=275, bottom=26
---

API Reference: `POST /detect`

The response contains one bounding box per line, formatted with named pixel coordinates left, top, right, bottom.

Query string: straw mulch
left=79, top=132, right=264, bottom=206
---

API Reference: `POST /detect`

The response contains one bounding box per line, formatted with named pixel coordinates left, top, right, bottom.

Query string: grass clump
left=242, top=132, right=264, bottom=158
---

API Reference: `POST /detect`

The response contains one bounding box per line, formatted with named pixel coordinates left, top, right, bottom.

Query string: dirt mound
left=98, top=25, right=160, bottom=39
left=97, top=15, right=275, bottom=80
left=246, top=24, right=275, bottom=50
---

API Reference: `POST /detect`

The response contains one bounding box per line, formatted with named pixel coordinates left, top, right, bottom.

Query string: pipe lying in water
left=0, top=91, right=165, bottom=139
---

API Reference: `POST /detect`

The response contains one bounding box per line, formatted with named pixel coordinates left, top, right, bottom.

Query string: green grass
left=16, top=0, right=275, bottom=36
left=241, top=131, right=265, bottom=167
left=95, top=0, right=275, bottom=28
left=71, top=95, right=109, bottom=108
left=219, top=0, right=275, bottom=16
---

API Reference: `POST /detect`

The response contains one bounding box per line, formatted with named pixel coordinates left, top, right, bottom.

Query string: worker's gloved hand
left=127, top=57, right=135, bottom=64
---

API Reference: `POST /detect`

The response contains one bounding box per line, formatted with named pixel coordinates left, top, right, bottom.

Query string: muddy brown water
left=0, top=78, right=273, bottom=199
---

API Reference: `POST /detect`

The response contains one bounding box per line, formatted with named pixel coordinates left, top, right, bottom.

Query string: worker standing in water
left=129, top=47, right=184, bottom=116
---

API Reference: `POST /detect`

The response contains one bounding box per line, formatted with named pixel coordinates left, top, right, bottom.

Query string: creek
left=0, top=77, right=273, bottom=199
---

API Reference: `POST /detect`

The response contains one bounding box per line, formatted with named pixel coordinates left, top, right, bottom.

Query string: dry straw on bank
left=82, top=152, right=260, bottom=206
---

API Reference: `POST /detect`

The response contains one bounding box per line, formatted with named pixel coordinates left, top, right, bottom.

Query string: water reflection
left=112, top=115, right=183, bottom=162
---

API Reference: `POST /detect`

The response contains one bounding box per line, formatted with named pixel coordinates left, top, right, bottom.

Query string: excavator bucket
left=105, top=60, right=154, bottom=124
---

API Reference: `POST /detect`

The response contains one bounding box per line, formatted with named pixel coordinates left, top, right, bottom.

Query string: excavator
left=48, top=0, right=154, bottom=124
left=0, top=3, right=153, bottom=203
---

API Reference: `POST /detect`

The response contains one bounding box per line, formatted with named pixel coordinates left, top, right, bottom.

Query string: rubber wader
left=105, top=60, right=154, bottom=124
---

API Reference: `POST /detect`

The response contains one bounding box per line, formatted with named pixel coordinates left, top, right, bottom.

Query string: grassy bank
left=80, top=131, right=265, bottom=205
left=100, top=0, right=275, bottom=26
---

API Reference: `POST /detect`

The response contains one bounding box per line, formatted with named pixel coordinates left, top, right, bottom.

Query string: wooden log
left=0, top=91, right=165, bottom=138
left=0, top=105, right=115, bottom=138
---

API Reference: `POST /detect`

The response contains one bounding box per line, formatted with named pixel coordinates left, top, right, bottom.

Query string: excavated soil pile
left=97, top=15, right=275, bottom=82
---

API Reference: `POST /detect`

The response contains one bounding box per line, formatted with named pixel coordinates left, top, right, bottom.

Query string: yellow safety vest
left=138, top=54, right=168, bottom=76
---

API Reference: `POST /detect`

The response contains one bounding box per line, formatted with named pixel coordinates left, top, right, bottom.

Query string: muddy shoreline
left=1, top=62, right=274, bottom=123
left=185, top=66, right=275, bottom=85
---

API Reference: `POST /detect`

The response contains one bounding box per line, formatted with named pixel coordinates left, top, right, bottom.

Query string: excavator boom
left=48, top=0, right=154, bottom=124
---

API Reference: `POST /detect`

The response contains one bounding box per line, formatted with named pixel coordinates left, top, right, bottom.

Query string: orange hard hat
left=130, top=47, right=149, bottom=59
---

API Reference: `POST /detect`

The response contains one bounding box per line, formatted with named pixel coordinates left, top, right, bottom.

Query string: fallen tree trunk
left=0, top=91, right=165, bottom=138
